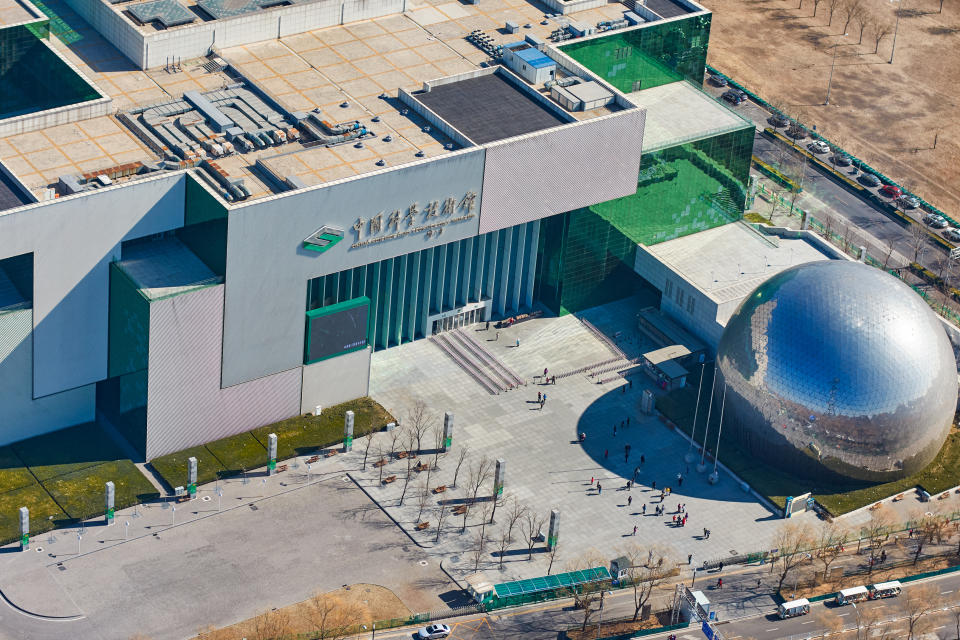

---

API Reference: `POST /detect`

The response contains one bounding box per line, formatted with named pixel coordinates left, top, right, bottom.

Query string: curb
left=0, top=586, right=85, bottom=622
left=345, top=472, right=432, bottom=550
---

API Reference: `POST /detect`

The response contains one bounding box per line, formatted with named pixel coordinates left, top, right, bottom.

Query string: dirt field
left=700, top=0, right=960, bottom=216
left=193, top=583, right=411, bottom=640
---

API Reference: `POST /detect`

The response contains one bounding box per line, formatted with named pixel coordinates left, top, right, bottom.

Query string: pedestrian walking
left=682, top=503, right=686, bottom=512
left=496, top=331, right=500, bottom=341
left=633, top=465, right=640, bottom=481
left=703, top=528, right=708, bottom=538
left=633, top=525, right=637, bottom=536
left=718, top=561, right=724, bottom=573
left=678, top=476, right=683, bottom=487
left=597, top=482, right=602, bottom=494
left=626, top=417, right=630, bottom=426
left=687, top=554, right=692, bottom=565
left=626, top=480, right=632, bottom=491
left=613, top=424, right=617, bottom=436
left=486, top=321, right=490, bottom=330
left=628, top=495, right=633, bottom=507
left=516, top=338, right=520, bottom=348
left=604, top=449, right=609, bottom=459
left=543, top=393, right=547, bottom=403
left=716, top=578, right=722, bottom=589
left=756, top=578, right=761, bottom=589
left=538, top=391, right=542, bottom=402
left=641, top=455, right=646, bottom=465
left=651, top=480, right=656, bottom=490
left=672, top=515, right=677, bottom=525
left=642, top=504, right=647, bottom=515
left=625, top=444, right=631, bottom=462
left=544, top=367, right=548, bottom=378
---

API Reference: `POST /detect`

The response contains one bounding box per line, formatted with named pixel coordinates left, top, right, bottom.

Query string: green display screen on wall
left=304, top=296, right=370, bottom=364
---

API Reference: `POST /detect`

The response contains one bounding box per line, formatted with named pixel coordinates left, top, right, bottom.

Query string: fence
left=706, top=64, right=957, bottom=228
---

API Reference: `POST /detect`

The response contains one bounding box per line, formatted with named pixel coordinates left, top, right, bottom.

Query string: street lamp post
left=825, top=33, right=848, bottom=105
left=889, top=0, right=904, bottom=63
left=851, top=601, right=862, bottom=639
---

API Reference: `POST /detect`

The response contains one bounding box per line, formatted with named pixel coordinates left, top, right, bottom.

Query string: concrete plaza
left=357, top=297, right=817, bottom=584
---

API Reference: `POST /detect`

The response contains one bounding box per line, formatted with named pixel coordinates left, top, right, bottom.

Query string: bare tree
left=520, top=510, right=547, bottom=560
left=496, top=523, right=511, bottom=571
left=814, top=520, right=849, bottom=580
left=504, top=495, right=528, bottom=542
left=397, top=429, right=416, bottom=506
left=862, top=504, right=895, bottom=572
left=546, top=538, right=562, bottom=575
left=826, top=0, right=842, bottom=26
left=435, top=503, right=447, bottom=543
left=812, top=0, right=824, bottom=17
left=415, top=479, right=430, bottom=522
left=873, top=20, right=892, bottom=54
left=451, top=445, right=470, bottom=488
left=910, top=220, right=928, bottom=264
left=406, top=399, right=434, bottom=456
left=388, top=425, right=403, bottom=461
left=377, top=444, right=386, bottom=486
left=881, top=238, right=897, bottom=270
left=477, top=501, right=494, bottom=548
left=565, top=550, right=608, bottom=622
left=951, top=605, right=960, bottom=640
left=771, top=522, right=814, bottom=592
left=854, top=5, right=868, bottom=42
left=814, top=609, right=843, bottom=639
left=467, top=457, right=494, bottom=505
left=841, top=0, right=861, bottom=32
left=911, top=508, right=951, bottom=565
left=251, top=609, right=292, bottom=640
left=900, top=584, right=938, bottom=639
left=470, top=531, right=486, bottom=571
left=299, top=592, right=362, bottom=640
left=361, top=432, right=375, bottom=471
left=620, top=543, right=677, bottom=620
left=431, top=423, right=447, bottom=472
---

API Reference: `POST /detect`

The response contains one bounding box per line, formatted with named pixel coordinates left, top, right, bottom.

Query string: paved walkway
left=359, top=298, right=816, bottom=584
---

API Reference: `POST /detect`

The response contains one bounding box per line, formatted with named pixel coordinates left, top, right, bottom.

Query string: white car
left=417, top=624, right=451, bottom=639
left=925, top=214, right=948, bottom=229
left=944, top=227, right=960, bottom=242
left=807, top=140, right=830, bottom=154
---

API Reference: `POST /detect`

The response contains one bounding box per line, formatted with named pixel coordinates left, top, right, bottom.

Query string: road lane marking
left=801, top=620, right=813, bottom=624
left=942, top=590, right=954, bottom=594
left=837, top=613, right=849, bottom=617
left=766, top=628, right=779, bottom=632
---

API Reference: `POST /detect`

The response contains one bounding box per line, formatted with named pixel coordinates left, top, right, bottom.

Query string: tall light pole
left=851, top=601, right=862, bottom=639
left=889, top=0, right=904, bottom=63
left=825, top=32, right=848, bottom=105
left=685, top=363, right=707, bottom=463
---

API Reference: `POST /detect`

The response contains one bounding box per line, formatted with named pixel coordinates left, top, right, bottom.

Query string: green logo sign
left=496, top=485, right=504, bottom=496
left=20, top=534, right=28, bottom=546
left=444, top=437, right=452, bottom=448
left=268, top=459, right=277, bottom=470
left=188, top=483, right=197, bottom=495
left=107, top=507, right=115, bottom=519
left=548, top=535, right=558, bottom=547
left=303, top=226, right=344, bottom=253
left=344, top=436, right=353, bottom=447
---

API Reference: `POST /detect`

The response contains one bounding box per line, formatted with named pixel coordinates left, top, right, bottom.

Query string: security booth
left=777, top=598, right=810, bottom=619
left=835, top=585, right=869, bottom=605
left=465, top=572, right=495, bottom=605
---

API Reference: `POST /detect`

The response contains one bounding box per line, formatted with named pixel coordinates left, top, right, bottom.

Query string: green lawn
left=0, top=484, right=69, bottom=545
left=12, top=422, right=126, bottom=482
left=204, top=432, right=267, bottom=477
left=250, top=397, right=394, bottom=461
left=657, top=379, right=960, bottom=515
left=149, top=445, right=225, bottom=489
left=0, top=446, right=36, bottom=494
left=42, top=460, right=159, bottom=520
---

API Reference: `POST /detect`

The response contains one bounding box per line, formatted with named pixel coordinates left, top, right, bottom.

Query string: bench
left=415, top=522, right=430, bottom=531
left=324, top=450, right=337, bottom=458
left=415, top=461, right=430, bottom=472
left=176, top=494, right=191, bottom=503
left=383, top=475, right=397, bottom=484
left=893, top=494, right=904, bottom=502
left=396, top=451, right=408, bottom=459
left=453, top=505, right=468, bottom=515
left=276, top=464, right=288, bottom=473
left=306, top=455, right=320, bottom=464
left=373, top=458, right=387, bottom=468
left=433, top=485, right=447, bottom=494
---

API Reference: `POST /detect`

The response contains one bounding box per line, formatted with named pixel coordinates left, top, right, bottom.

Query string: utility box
left=501, top=41, right=556, bottom=85
left=505, top=20, right=519, bottom=33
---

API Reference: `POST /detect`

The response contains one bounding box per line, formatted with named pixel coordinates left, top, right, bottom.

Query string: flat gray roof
left=117, top=236, right=220, bottom=300
left=626, top=81, right=751, bottom=151
left=414, top=72, right=569, bottom=145
left=644, top=223, right=834, bottom=306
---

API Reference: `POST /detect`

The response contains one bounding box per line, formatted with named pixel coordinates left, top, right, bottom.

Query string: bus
left=835, top=586, right=869, bottom=605
left=777, top=598, right=811, bottom=619
left=869, top=581, right=902, bottom=599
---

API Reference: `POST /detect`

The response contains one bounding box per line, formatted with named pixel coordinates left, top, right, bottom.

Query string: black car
left=721, top=89, right=747, bottom=105
left=831, top=154, right=852, bottom=167
left=709, top=74, right=728, bottom=87
left=858, top=173, right=882, bottom=187
left=768, top=113, right=789, bottom=128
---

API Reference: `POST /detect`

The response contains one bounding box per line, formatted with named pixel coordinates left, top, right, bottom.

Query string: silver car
left=417, top=624, right=451, bottom=639
left=925, top=214, right=948, bottom=229
left=943, top=227, right=960, bottom=242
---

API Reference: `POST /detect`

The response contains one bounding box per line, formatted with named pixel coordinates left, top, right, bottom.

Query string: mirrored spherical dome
left=716, top=260, right=958, bottom=483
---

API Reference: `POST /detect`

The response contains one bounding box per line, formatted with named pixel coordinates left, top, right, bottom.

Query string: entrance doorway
left=432, top=307, right=482, bottom=335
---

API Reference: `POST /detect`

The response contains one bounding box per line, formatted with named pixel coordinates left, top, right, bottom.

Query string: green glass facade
left=589, top=125, right=754, bottom=246
left=560, top=14, right=711, bottom=93
left=306, top=221, right=540, bottom=350
left=0, top=23, right=100, bottom=120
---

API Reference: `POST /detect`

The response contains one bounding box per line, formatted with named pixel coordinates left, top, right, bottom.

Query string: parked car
left=721, top=89, right=747, bottom=105
left=896, top=195, right=920, bottom=209
left=879, top=185, right=903, bottom=199
left=807, top=140, right=830, bottom=154
left=858, top=173, right=882, bottom=187
left=831, top=153, right=852, bottom=167
left=768, top=113, right=790, bottom=128
left=925, top=214, right=948, bottom=229
left=785, top=124, right=807, bottom=140
left=943, top=227, right=960, bottom=241
left=709, top=74, right=728, bottom=87
left=417, top=624, right=451, bottom=639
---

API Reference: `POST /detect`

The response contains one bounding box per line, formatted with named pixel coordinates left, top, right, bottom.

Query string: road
left=364, top=563, right=960, bottom=640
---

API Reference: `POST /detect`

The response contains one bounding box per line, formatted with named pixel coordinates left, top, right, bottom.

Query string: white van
left=869, top=581, right=902, bottom=599
left=835, top=586, right=869, bottom=605
left=777, top=598, right=811, bottom=619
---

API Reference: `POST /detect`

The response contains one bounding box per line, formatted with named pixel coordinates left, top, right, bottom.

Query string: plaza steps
left=452, top=328, right=526, bottom=388
left=429, top=333, right=502, bottom=395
